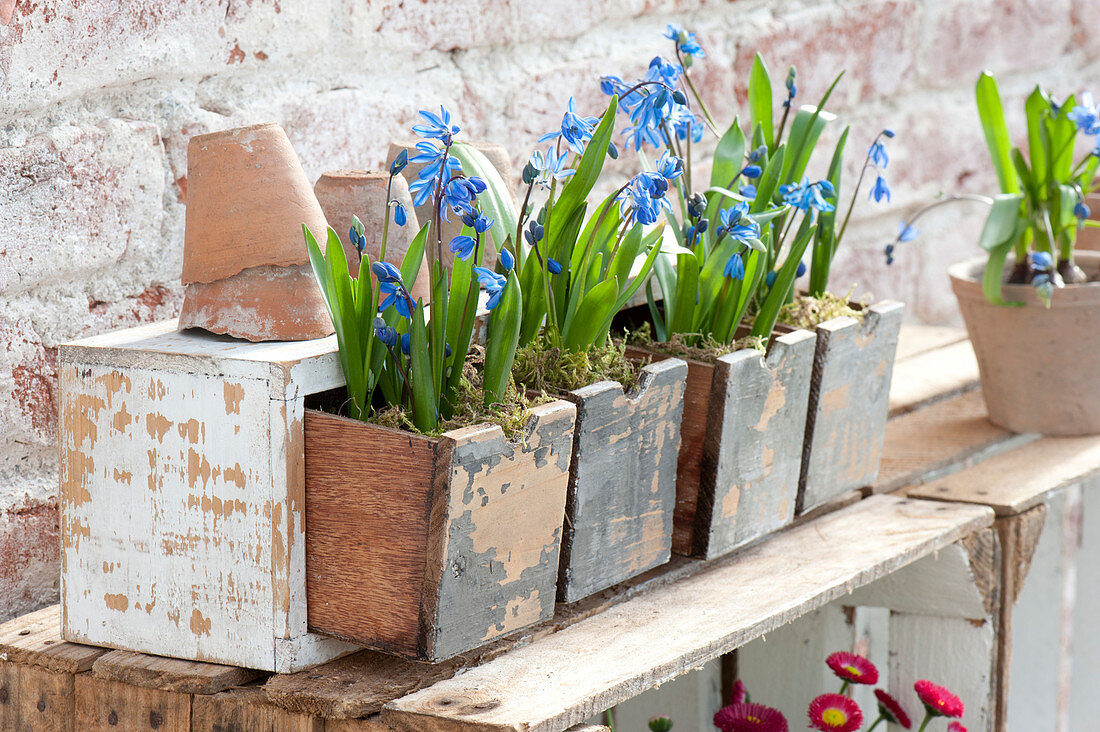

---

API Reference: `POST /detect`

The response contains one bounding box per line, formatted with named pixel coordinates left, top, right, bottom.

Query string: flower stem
left=867, top=715, right=883, bottom=731
left=774, top=93, right=794, bottom=150
left=836, top=132, right=886, bottom=248
left=381, top=174, right=394, bottom=264
left=916, top=712, right=933, bottom=732
left=675, top=48, right=720, bottom=136
left=839, top=680, right=850, bottom=696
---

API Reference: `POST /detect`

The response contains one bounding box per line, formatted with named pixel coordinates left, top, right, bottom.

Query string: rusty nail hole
left=108, top=710, right=119, bottom=726
left=37, top=700, right=46, bottom=712
left=17, top=630, right=30, bottom=636
left=43, top=640, right=53, bottom=645
left=307, top=674, right=322, bottom=680
left=439, top=698, right=455, bottom=706
left=0, top=688, right=8, bottom=704
left=149, top=710, right=163, bottom=728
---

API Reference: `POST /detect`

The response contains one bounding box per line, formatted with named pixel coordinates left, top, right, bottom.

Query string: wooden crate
left=303, top=401, right=576, bottom=661
left=797, top=300, right=905, bottom=513
left=58, top=320, right=357, bottom=672
left=557, top=358, right=687, bottom=603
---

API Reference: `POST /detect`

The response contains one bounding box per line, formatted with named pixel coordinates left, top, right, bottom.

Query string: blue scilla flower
left=525, top=220, right=545, bottom=245
left=393, top=201, right=408, bottom=227
left=538, top=97, right=597, bottom=155
left=662, top=23, right=685, bottom=41
left=741, top=164, right=762, bottom=179
left=765, top=270, right=777, bottom=287
left=500, top=248, right=514, bottom=271
left=374, top=318, right=398, bottom=348
left=349, top=226, right=367, bottom=255
left=898, top=220, right=919, bottom=242
left=1031, top=250, right=1054, bottom=271
left=547, top=258, right=563, bottom=275
left=379, top=281, right=413, bottom=318
left=529, top=147, right=576, bottom=188
left=1069, top=93, right=1100, bottom=135
left=408, top=141, right=462, bottom=207
left=400, top=332, right=411, bottom=355
left=748, top=145, right=767, bottom=163
left=1033, top=273, right=1054, bottom=305
left=619, top=172, right=673, bottom=225
left=462, top=210, right=495, bottom=234
left=372, top=261, right=403, bottom=284
left=869, top=175, right=891, bottom=203
left=647, top=56, right=682, bottom=87
left=474, top=266, right=508, bottom=309
left=780, top=178, right=835, bottom=213
left=868, top=140, right=889, bottom=169
left=441, top=176, right=486, bottom=219
left=1075, top=201, right=1091, bottom=221
left=670, top=106, right=705, bottom=143
left=724, top=251, right=745, bottom=280
left=796, top=261, right=807, bottom=278
left=600, top=74, right=628, bottom=97
left=412, top=106, right=460, bottom=144
left=448, top=235, right=477, bottom=261
left=740, top=184, right=758, bottom=200
left=719, top=205, right=760, bottom=243
left=389, top=148, right=409, bottom=176
left=657, top=150, right=684, bottom=180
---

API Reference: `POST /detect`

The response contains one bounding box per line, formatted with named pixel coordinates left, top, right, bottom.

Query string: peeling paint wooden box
left=303, top=401, right=575, bottom=661
left=556, top=358, right=687, bottom=603
left=59, top=319, right=360, bottom=673
left=797, top=300, right=905, bottom=513
left=633, top=329, right=816, bottom=559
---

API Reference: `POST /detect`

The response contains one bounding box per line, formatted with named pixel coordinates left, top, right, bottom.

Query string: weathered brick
left=915, top=0, right=1074, bottom=88
left=0, top=496, right=59, bottom=624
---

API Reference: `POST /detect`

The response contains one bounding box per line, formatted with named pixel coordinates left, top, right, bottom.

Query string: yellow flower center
left=822, top=708, right=849, bottom=727
left=843, top=665, right=861, bottom=676
left=747, top=716, right=761, bottom=723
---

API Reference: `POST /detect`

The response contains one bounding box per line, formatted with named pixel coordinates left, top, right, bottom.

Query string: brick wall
left=1, top=0, right=1097, bottom=622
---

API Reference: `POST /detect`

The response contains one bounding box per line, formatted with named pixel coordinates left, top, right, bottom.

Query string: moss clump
left=513, top=335, right=642, bottom=395
left=627, top=322, right=765, bottom=362
left=371, top=346, right=551, bottom=442
left=778, top=289, right=865, bottom=329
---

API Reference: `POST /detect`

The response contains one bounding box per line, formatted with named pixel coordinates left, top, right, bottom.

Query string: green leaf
left=711, top=119, right=747, bottom=189
left=809, top=126, right=849, bottom=297
left=750, top=144, right=786, bottom=214
left=1050, top=94, right=1078, bottom=184
left=749, top=55, right=774, bottom=150
left=752, top=214, right=815, bottom=338
left=670, top=251, right=699, bottom=335
left=976, top=72, right=1021, bottom=194
left=562, top=278, right=618, bottom=351
left=550, top=98, right=618, bottom=237
left=401, top=222, right=430, bottom=292
left=408, top=301, right=437, bottom=432
left=1025, top=86, right=1051, bottom=190
left=449, top=143, right=519, bottom=253
left=646, top=280, right=667, bottom=342
left=977, top=194, right=1025, bottom=305
left=782, top=105, right=837, bottom=185
left=483, top=269, right=522, bottom=407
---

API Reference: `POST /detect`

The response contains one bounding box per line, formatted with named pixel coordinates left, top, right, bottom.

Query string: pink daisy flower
left=714, top=702, right=788, bottom=732
left=874, top=688, right=912, bottom=729
left=825, top=651, right=880, bottom=685
left=808, top=693, right=863, bottom=732
left=914, top=680, right=964, bottom=719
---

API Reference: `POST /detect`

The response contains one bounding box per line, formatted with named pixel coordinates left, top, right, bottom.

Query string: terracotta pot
left=950, top=251, right=1100, bottom=435
left=629, top=329, right=816, bottom=560
left=1075, top=193, right=1100, bottom=251
left=387, top=140, right=516, bottom=271
left=304, top=400, right=576, bottom=661
left=554, top=358, right=687, bottom=603
left=180, top=123, right=333, bottom=341
left=313, top=170, right=430, bottom=303
left=796, top=300, right=905, bottom=514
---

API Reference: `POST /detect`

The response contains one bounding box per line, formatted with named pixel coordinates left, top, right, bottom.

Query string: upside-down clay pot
left=387, top=140, right=515, bottom=271
left=950, top=251, right=1100, bottom=435
left=313, top=170, right=430, bottom=303
left=178, top=122, right=334, bottom=342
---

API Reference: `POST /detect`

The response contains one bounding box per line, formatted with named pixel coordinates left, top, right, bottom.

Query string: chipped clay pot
left=313, top=170, right=431, bottom=303
left=303, top=400, right=576, bottom=661
left=796, top=300, right=906, bottom=514
left=629, top=328, right=816, bottom=561
left=388, top=140, right=516, bottom=271
left=555, top=358, right=687, bottom=603
left=951, top=251, right=1100, bottom=435
left=179, top=123, right=333, bottom=342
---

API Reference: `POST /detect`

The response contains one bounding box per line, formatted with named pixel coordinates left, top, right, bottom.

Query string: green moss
left=513, top=335, right=642, bottom=395
left=370, top=346, right=551, bottom=442
left=627, top=322, right=765, bottom=362
left=777, top=289, right=865, bottom=329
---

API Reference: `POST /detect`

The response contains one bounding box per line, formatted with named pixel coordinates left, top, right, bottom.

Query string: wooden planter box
left=797, top=300, right=905, bottom=513
left=631, top=329, right=816, bottom=559
left=556, top=358, right=688, bottom=603
left=304, top=400, right=576, bottom=661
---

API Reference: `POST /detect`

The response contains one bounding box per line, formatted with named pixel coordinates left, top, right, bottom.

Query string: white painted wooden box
left=59, top=319, right=359, bottom=672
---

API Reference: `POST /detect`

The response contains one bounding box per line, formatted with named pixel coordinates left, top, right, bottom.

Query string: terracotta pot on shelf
left=313, top=170, right=430, bottom=302
left=303, top=400, right=576, bottom=661
left=387, top=140, right=516, bottom=271
left=178, top=122, right=334, bottom=342
left=950, top=251, right=1100, bottom=435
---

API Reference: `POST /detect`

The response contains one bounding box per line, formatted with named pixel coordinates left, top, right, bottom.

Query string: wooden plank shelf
left=381, top=495, right=992, bottom=732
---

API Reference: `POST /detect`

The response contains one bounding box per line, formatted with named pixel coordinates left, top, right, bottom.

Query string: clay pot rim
left=949, top=251, right=1100, bottom=307
left=188, top=121, right=282, bottom=147
left=316, top=169, right=391, bottom=182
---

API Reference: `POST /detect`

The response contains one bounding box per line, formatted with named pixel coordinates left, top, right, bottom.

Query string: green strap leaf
left=711, top=118, right=747, bottom=190
left=449, top=143, right=519, bottom=254
left=748, top=55, right=774, bottom=151
left=976, top=72, right=1021, bottom=194
left=562, top=278, right=618, bottom=351
left=483, top=269, right=522, bottom=406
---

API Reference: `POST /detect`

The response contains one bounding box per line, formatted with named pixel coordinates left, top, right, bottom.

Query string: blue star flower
left=538, top=97, right=596, bottom=155
left=529, top=147, right=576, bottom=188
left=1075, top=201, right=1091, bottom=220
left=869, top=175, right=891, bottom=203
left=441, top=176, right=486, bottom=220
left=474, top=266, right=508, bottom=309
left=1069, top=93, right=1100, bottom=135
left=739, top=184, right=757, bottom=200
left=898, top=220, right=919, bottom=242
left=400, top=332, right=411, bottom=355
left=868, top=140, right=889, bottom=168
left=408, top=141, right=462, bottom=207
left=779, top=178, right=835, bottom=213
left=374, top=318, right=398, bottom=348
left=393, top=201, right=408, bottom=227
left=1030, top=251, right=1054, bottom=271
left=662, top=23, right=684, bottom=41
left=500, top=248, right=514, bottom=271
left=718, top=203, right=760, bottom=242
left=379, top=281, right=413, bottom=318
left=747, top=145, right=767, bottom=163
left=547, top=257, right=563, bottom=275
left=448, top=235, right=477, bottom=261
left=412, top=106, right=461, bottom=144
left=656, top=150, right=684, bottom=180
left=723, top=252, right=745, bottom=280
left=371, top=261, right=403, bottom=284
